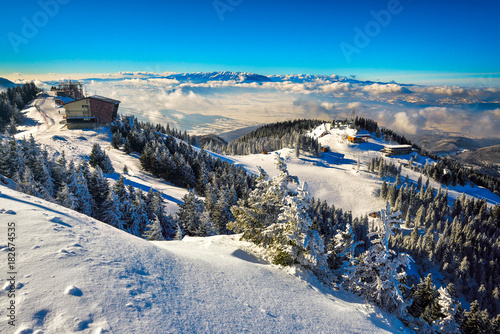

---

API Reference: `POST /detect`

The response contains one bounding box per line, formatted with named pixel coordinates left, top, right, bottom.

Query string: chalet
left=347, top=134, right=371, bottom=143
left=380, top=144, right=413, bottom=156
left=64, top=95, right=120, bottom=129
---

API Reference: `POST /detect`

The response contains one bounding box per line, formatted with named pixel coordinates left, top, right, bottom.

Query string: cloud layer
left=38, top=72, right=500, bottom=139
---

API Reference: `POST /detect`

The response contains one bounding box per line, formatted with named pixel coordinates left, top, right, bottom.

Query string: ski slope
left=0, top=185, right=409, bottom=333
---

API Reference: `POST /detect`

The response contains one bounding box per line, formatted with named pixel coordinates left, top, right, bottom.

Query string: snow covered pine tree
left=343, top=202, right=413, bottom=316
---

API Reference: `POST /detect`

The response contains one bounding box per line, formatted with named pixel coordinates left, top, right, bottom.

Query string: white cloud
left=392, top=112, right=419, bottom=135
left=321, top=102, right=335, bottom=110
left=466, top=108, right=500, bottom=138
left=321, top=82, right=351, bottom=94
left=362, top=83, right=408, bottom=94
left=347, top=102, right=363, bottom=109
left=413, top=86, right=465, bottom=96
left=157, top=89, right=212, bottom=110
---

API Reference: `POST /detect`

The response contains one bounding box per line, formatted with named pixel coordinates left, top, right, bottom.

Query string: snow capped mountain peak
left=166, top=71, right=272, bottom=83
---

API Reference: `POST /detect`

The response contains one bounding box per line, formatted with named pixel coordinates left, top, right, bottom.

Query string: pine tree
left=414, top=205, right=426, bottom=228
left=328, top=223, right=364, bottom=282
left=113, top=175, right=127, bottom=201
left=262, top=182, right=328, bottom=275
left=343, top=202, right=413, bottom=316
left=56, top=182, right=76, bottom=210
left=197, top=209, right=215, bottom=237
left=89, top=143, right=114, bottom=174
left=111, top=131, right=123, bottom=149
left=212, top=186, right=233, bottom=234
left=178, top=190, right=205, bottom=236
left=409, top=274, right=440, bottom=322
left=433, top=286, right=460, bottom=333
left=73, top=170, right=92, bottom=216
left=19, top=167, right=39, bottom=197
left=195, top=161, right=210, bottom=195
left=104, top=191, right=126, bottom=230
left=129, top=191, right=149, bottom=237
left=88, top=166, right=110, bottom=220
left=404, top=206, right=412, bottom=228
left=381, top=181, right=388, bottom=199
left=463, top=301, right=482, bottom=334
left=229, top=154, right=297, bottom=243
left=143, top=217, right=165, bottom=241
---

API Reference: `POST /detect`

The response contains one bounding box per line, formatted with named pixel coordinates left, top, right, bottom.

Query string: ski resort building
left=64, top=95, right=120, bottom=129
left=53, top=80, right=85, bottom=100
left=380, top=144, right=413, bottom=156
left=347, top=134, right=371, bottom=143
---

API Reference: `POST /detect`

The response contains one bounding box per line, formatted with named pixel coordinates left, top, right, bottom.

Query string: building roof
left=383, top=144, right=413, bottom=149
left=89, top=95, right=120, bottom=104
left=63, top=98, right=88, bottom=106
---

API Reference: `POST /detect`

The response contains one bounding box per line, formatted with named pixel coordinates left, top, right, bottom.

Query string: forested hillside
left=204, top=119, right=323, bottom=156
left=356, top=117, right=500, bottom=196
left=0, top=82, right=41, bottom=131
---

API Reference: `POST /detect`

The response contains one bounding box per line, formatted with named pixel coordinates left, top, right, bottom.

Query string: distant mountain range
left=79, top=71, right=273, bottom=84
left=58, top=71, right=416, bottom=87
left=0, top=77, right=16, bottom=91
left=166, top=71, right=272, bottom=83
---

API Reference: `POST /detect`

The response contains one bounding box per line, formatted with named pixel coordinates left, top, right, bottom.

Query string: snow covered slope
left=230, top=123, right=500, bottom=218
left=0, top=185, right=408, bottom=333
left=14, top=92, right=188, bottom=214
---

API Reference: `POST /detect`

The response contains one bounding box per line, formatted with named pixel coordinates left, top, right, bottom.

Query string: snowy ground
left=0, top=186, right=409, bottom=333
left=14, top=92, right=189, bottom=213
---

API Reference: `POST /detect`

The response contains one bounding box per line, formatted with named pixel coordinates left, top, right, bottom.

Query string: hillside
left=453, top=144, right=500, bottom=177
left=416, top=135, right=500, bottom=154
left=0, top=77, right=16, bottom=91
left=0, top=185, right=407, bottom=333
left=229, top=123, right=500, bottom=217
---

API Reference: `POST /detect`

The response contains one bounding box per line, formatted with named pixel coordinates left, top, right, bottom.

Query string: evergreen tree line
left=354, top=116, right=415, bottom=147
left=203, top=119, right=323, bottom=156
left=0, top=82, right=41, bottom=131
left=355, top=116, right=500, bottom=196
left=377, top=177, right=500, bottom=331
left=111, top=116, right=200, bottom=154
left=422, top=156, right=500, bottom=196
left=369, top=156, right=401, bottom=178
left=0, top=136, right=176, bottom=240
left=110, top=117, right=256, bottom=235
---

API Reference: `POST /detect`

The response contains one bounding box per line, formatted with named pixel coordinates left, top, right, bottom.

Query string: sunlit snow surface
left=0, top=185, right=409, bottom=333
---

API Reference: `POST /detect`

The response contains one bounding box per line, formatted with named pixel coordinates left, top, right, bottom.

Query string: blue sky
left=1, top=0, right=499, bottom=84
